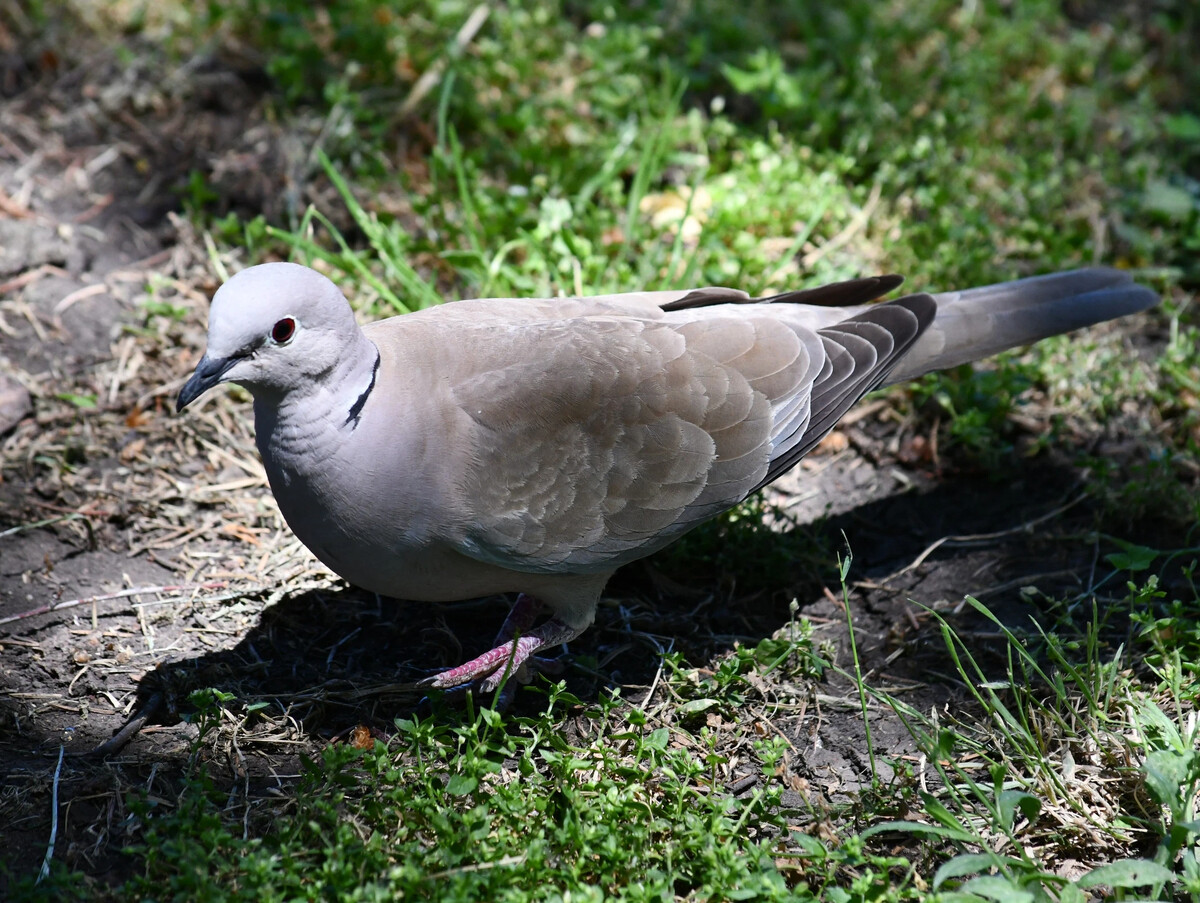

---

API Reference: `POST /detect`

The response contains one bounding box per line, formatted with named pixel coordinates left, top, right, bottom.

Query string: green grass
left=17, top=564, right=1200, bottom=901
left=195, top=0, right=1196, bottom=464
left=18, top=0, right=1200, bottom=898
left=116, top=693, right=796, bottom=901
left=199, top=0, right=1195, bottom=282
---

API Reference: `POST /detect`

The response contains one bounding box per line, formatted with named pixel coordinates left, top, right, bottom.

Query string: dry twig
left=0, top=582, right=232, bottom=628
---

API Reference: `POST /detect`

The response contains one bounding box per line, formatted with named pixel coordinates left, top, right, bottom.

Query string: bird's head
left=176, top=263, right=361, bottom=411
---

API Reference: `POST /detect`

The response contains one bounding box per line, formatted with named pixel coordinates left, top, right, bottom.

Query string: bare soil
left=0, top=35, right=1182, bottom=893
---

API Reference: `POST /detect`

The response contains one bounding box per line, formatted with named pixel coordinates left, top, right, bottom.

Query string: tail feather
left=885, top=267, right=1158, bottom=384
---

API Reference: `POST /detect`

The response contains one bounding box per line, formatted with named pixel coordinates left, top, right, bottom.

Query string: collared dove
left=177, top=263, right=1156, bottom=691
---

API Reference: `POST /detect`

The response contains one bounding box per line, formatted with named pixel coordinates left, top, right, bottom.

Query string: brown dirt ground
left=0, top=35, right=1187, bottom=893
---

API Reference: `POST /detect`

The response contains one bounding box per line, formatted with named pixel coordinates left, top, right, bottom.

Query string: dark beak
left=176, top=354, right=238, bottom=411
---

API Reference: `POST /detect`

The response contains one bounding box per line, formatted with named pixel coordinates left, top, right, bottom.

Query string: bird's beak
left=176, top=354, right=238, bottom=411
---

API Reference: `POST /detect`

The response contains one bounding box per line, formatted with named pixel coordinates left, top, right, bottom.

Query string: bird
left=176, top=263, right=1156, bottom=693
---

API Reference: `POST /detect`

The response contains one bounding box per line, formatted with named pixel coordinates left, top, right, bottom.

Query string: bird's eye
left=271, top=318, right=296, bottom=344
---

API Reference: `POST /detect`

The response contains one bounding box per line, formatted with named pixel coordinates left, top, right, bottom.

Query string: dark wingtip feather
left=660, top=275, right=906, bottom=312
left=763, top=274, right=906, bottom=308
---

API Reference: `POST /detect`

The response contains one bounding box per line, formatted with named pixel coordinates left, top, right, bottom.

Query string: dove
left=177, top=263, right=1156, bottom=692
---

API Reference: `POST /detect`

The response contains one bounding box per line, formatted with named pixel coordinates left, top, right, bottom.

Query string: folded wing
left=451, top=292, right=934, bottom=573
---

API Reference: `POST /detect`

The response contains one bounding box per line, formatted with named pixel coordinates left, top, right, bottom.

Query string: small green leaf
left=644, top=728, right=670, bottom=751
left=55, top=392, right=98, bottom=409
left=791, top=832, right=827, bottom=856
left=933, top=852, right=1008, bottom=888
left=1133, top=697, right=1186, bottom=749
left=1142, top=179, right=1196, bottom=221
left=677, top=698, right=719, bottom=717
left=935, top=728, right=959, bottom=759
left=1165, top=113, right=1200, bottom=142
left=1058, top=883, right=1087, bottom=903
left=727, top=888, right=761, bottom=900
left=535, top=197, right=573, bottom=237
left=959, top=875, right=1034, bottom=903
left=1105, top=539, right=1160, bottom=572
left=996, top=789, right=1041, bottom=831
left=1143, top=748, right=1198, bottom=808
left=721, top=62, right=769, bottom=95
left=1076, top=859, right=1175, bottom=889
left=445, top=774, right=477, bottom=796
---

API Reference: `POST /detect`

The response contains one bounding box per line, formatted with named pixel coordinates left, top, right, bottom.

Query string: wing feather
left=436, top=288, right=934, bottom=573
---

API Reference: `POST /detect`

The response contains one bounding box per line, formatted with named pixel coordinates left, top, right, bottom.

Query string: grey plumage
left=177, top=263, right=1157, bottom=690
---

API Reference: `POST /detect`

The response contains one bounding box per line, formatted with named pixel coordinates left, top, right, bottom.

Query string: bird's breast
left=254, top=390, right=489, bottom=599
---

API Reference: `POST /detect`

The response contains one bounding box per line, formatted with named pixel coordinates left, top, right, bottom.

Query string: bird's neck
left=330, top=332, right=381, bottom=431
left=254, top=331, right=380, bottom=469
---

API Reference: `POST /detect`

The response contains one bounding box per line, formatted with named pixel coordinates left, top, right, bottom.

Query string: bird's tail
left=884, top=267, right=1158, bottom=385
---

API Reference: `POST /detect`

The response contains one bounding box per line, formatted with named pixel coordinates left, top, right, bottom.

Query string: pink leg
left=492, top=593, right=543, bottom=643
left=484, top=594, right=558, bottom=688
left=428, top=611, right=580, bottom=691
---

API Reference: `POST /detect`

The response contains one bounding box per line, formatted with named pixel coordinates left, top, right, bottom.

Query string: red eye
left=271, top=318, right=296, bottom=344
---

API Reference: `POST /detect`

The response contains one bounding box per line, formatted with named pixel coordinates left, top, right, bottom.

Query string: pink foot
left=428, top=595, right=581, bottom=692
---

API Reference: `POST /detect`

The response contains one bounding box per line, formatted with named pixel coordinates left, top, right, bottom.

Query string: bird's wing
left=433, top=294, right=933, bottom=574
